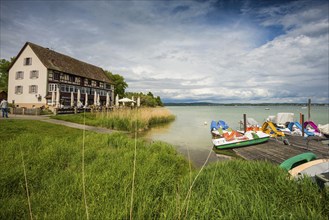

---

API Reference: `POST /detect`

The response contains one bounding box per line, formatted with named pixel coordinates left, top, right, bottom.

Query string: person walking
left=0, top=99, right=9, bottom=118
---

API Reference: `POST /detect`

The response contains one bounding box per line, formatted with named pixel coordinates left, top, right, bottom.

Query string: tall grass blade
left=182, top=148, right=213, bottom=218
left=82, top=109, right=89, bottom=220
left=20, top=148, right=33, bottom=220
left=187, top=145, right=192, bottom=185
left=182, top=144, right=192, bottom=219
left=130, top=108, right=138, bottom=220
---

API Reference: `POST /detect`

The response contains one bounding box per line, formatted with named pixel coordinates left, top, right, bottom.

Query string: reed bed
left=51, top=107, right=175, bottom=132
left=1, top=120, right=328, bottom=219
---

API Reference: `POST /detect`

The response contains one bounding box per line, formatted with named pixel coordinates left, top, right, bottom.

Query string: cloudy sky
left=1, top=0, right=328, bottom=103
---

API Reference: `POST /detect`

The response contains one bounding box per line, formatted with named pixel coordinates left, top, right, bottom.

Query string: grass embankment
left=51, top=107, right=176, bottom=132
left=1, top=120, right=328, bottom=219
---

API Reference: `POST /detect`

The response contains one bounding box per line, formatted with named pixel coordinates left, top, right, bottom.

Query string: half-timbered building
left=8, top=42, right=114, bottom=109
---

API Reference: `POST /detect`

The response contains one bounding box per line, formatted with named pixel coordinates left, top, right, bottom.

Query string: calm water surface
left=144, top=105, right=329, bottom=166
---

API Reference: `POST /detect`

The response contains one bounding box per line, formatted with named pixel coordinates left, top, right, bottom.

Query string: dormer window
left=24, top=57, right=32, bottom=65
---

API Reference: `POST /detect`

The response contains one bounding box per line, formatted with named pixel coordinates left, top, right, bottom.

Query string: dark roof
left=11, top=42, right=112, bottom=84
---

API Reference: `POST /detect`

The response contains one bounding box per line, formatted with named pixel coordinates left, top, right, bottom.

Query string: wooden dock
left=233, top=136, right=329, bottom=165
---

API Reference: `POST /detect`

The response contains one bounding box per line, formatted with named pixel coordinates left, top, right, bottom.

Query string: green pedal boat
left=211, top=130, right=270, bottom=149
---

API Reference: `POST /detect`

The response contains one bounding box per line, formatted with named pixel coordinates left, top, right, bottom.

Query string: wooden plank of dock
left=233, top=136, right=329, bottom=165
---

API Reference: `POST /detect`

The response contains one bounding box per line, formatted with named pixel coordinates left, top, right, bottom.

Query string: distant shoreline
left=164, top=102, right=329, bottom=106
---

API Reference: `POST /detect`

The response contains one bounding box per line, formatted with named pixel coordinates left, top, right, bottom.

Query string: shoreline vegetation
left=1, top=109, right=328, bottom=219
left=51, top=107, right=176, bottom=132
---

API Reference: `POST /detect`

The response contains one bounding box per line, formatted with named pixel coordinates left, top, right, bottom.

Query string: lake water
left=144, top=105, right=329, bottom=167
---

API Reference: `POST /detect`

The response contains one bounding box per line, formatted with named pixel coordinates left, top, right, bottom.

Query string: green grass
left=0, top=120, right=328, bottom=219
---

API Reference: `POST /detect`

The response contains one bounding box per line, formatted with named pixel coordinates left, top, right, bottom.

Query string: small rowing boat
left=279, top=152, right=329, bottom=188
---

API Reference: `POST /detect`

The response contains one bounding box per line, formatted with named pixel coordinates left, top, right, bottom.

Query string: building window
left=48, top=83, right=58, bottom=92
left=75, top=86, right=81, bottom=93
left=54, top=72, right=60, bottom=81
left=69, top=85, right=74, bottom=92
left=30, top=70, right=39, bottom=79
left=69, top=75, right=75, bottom=82
left=48, top=70, right=53, bottom=79
left=62, top=74, right=69, bottom=81
left=24, top=57, right=32, bottom=65
left=29, top=85, right=38, bottom=94
left=15, top=86, right=23, bottom=94
left=16, top=71, right=24, bottom=79
left=61, top=84, right=66, bottom=92
left=85, top=87, right=90, bottom=94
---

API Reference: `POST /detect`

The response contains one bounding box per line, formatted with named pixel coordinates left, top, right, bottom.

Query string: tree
left=0, top=57, right=14, bottom=92
left=125, top=91, right=163, bottom=107
left=142, top=95, right=157, bottom=107
left=155, top=96, right=163, bottom=106
left=104, top=70, right=128, bottom=98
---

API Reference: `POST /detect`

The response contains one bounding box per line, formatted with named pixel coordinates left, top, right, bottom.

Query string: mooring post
left=301, top=114, right=305, bottom=137
left=243, top=114, right=247, bottom=133
left=299, top=112, right=302, bottom=125
left=307, top=99, right=311, bottom=121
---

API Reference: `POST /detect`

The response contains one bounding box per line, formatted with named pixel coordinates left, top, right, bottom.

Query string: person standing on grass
left=0, top=99, right=9, bottom=118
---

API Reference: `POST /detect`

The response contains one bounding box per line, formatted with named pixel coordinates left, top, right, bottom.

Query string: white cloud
left=0, top=0, right=328, bottom=103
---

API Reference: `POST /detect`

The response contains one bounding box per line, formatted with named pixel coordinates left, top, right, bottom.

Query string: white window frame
left=29, top=85, right=38, bottom=94
left=48, top=83, right=58, bottom=92
left=15, top=86, right=23, bottom=94
left=15, top=71, right=24, bottom=80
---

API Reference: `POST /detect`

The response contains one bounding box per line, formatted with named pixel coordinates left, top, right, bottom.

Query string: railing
left=11, top=107, right=41, bottom=115
left=10, top=106, right=114, bottom=115
left=56, top=107, right=91, bottom=114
